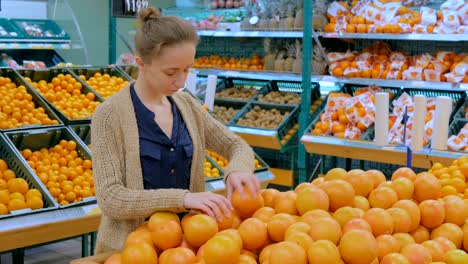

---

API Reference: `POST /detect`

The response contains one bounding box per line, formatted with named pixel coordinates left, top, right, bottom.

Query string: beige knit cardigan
left=91, top=83, right=254, bottom=253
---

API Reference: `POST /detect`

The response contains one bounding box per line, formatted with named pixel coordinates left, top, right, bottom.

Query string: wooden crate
left=70, top=251, right=117, bottom=264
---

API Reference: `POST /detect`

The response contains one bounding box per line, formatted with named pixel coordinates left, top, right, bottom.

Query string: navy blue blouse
left=130, top=85, right=193, bottom=190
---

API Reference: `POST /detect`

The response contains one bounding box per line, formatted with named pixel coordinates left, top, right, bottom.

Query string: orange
left=261, top=189, right=280, bottom=208
left=307, top=240, right=342, bottom=264
left=366, top=170, right=387, bottom=188
left=376, top=234, right=401, bottom=261
left=104, top=253, right=122, bottom=264
left=0, top=160, right=7, bottom=172
left=296, top=186, right=329, bottom=215
left=215, top=229, right=243, bottom=250
left=354, top=195, right=370, bottom=211
left=7, top=198, right=26, bottom=211
left=26, top=196, right=43, bottom=210
left=158, top=247, right=196, bottom=264
left=148, top=211, right=180, bottom=231
left=183, top=214, right=218, bottom=247
left=431, top=223, right=464, bottom=249
left=203, top=235, right=240, bottom=264
left=0, top=179, right=7, bottom=190
left=0, top=203, right=8, bottom=215
left=419, top=200, right=445, bottom=229
left=151, top=220, right=183, bottom=250
left=391, top=177, right=414, bottom=200
left=369, top=187, right=398, bottom=209
left=8, top=178, right=28, bottom=194
left=267, top=213, right=296, bottom=242
left=325, top=168, right=347, bottom=181
left=443, top=195, right=468, bottom=226
left=125, top=230, right=154, bottom=248
left=268, top=241, right=307, bottom=264
left=421, top=240, right=445, bottom=262
left=363, top=208, right=395, bottom=237
left=321, top=179, right=355, bottom=212
left=25, top=189, right=42, bottom=199
left=121, top=242, right=158, bottom=264
left=308, top=216, right=342, bottom=245
left=294, top=182, right=315, bottom=193
left=387, top=207, right=412, bottom=233
left=392, top=200, right=421, bottom=232
left=0, top=189, right=9, bottom=204
left=216, top=210, right=234, bottom=231
left=9, top=192, right=24, bottom=201
left=392, top=168, right=416, bottom=182
left=400, top=243, right=432, bottom=264
left=285, top=231, right=314, bottom=251
left=333, top=206, right=364, bottom=228
left=343, top=169, right=374, bottom=197
left=343, top=218, right=373, bottom=234
left=285, top=222, right=311, bottom=238
left=259, top=244, right=275, bottom=264
left=380, top=253, right=410, bottom=264
left=444, top=249, right=468, bottom=263
left=301, top=209, right=331, bottom=224
left=252, top=207, right=275, bottom=223
left=413, top=173, right=441, bottom=202
left=410, top=225, right=430, bottom=244
left=393, top=233, right=416, bottom=249
left=274, top=191, right=298, bottom=215
left=232, top=186, right=264, bottom=218
left=238, top=218, right=268, bottom=250
left=238, top=254, right=256, bottom=264
left=339, top=230, right=378, bottom=264
left=434, top=237, right=457, bottom=253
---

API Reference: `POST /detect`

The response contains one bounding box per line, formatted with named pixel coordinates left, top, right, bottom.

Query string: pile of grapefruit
left=104, top=156, right=468, bottom=264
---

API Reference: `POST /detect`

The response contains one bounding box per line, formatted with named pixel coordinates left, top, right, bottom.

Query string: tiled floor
left=0, top=238, right=82, bottom=264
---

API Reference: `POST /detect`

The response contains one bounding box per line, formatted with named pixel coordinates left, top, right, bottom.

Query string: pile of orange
left=24, top=74, right=101, bottom=120
left=0, top=77, right=59, bottom=130
left=0, top=159, right=44, bottom=215
left=193, top=55, right=264, bottom=71
left=80, top=72, right=129, bottom=99
left=204, top=158, right=221, bottom=179
left=280, top=124, right=299, bottom=146
left=106, top=156, right=468, bottom=264
left=328, top=42, right=468, bottom=83
left=206, top=150, right=264, bottom=171
left=20, top=140, right=94, bottom=206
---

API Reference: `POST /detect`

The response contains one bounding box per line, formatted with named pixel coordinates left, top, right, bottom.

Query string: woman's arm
left=91, top=103, right=189, bottom=220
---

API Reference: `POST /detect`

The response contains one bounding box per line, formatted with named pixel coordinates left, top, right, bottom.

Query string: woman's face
left=138, top=42, right=196, bottom=96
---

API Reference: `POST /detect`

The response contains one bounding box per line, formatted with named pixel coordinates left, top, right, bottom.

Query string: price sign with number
left=112, top=0, right=149, bottom=18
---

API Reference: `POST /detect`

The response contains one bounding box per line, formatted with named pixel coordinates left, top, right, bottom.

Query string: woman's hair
left=135, top=7, right=198, bottom=63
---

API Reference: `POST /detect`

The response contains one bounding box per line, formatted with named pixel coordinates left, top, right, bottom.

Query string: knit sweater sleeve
left=183, top=94, right=255, bottom=179
left=91, top=103, right=188, bottom=220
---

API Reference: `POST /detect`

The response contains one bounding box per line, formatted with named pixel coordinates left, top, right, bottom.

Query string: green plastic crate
left=10, top=19, right=70, bottom=40
left=0, top=18, right=24, bottom=38
left=0, top=133, right=57, bottom=219
left=0, top=68, right=63, bottom=132
left=69, top=124, right=91, bottom=154
left=4, top=127, right=95, bottom=208
left=67, top=66, right=132, bottom=100
left=17, top=68, right=104, bottom=124
left=344, top=83, right=402, bottom=99
left=453, top=101, right=468, bottom=121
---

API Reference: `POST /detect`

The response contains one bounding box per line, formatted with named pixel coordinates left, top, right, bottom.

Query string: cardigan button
left=170, top=148, right=175, bottom=152
left=170, top=169, right=175, bottom=174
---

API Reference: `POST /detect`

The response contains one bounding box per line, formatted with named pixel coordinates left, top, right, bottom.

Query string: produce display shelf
left=0, top=41, right=71, bottom=50
left=197, top=30, right=304, bottom=38
left=300, top=134, right=465, bottom=169
left=4, top=127, right=96, bottom=209
left=321, top=33, right=468, bottom=42
left=206, top=169, right=274, bottom=193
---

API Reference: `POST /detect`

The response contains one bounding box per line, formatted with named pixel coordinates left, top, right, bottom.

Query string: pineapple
left=313, top=0, right=329, bottom=31
left=278, top=8, right=287, bottom=30
left=284, top=43, right=295, bottom=72
left=263, top=38, right=276, bottom=71
left=285, top=4, right=295, bottom=30
left=294, top=0, right=303, bottom=30
left=274, top=50, right=286, bottom=72
left=293, top=40, right=302, bottom=73
left=269, top=6, right=280, bottom=31
left=258, top=11, right=269, bottom=30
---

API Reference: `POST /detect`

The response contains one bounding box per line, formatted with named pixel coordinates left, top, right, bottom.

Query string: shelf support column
left=297, top=0, right=314, bottom=184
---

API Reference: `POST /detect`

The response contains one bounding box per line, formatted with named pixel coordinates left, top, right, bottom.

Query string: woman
left=91, top=7, right=259, bottom=253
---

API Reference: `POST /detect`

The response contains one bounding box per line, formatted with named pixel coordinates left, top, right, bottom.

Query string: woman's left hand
left=226, top=171, right=260, bottom=200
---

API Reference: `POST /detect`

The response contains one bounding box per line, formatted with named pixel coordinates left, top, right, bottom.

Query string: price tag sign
left=112, top=0, right=149, bottom=18
left=210, top=181, right=225, bottom=190
left=204, top=75, right=217, bottom=111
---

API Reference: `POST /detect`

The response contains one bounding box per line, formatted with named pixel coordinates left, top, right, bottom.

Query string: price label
left=210, top=181, right=225, bottom=190
left=460, top=83, right=468, bottom=90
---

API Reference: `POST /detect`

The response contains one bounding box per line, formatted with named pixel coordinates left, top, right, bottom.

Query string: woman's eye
left=165, top=72, right=176, bottom=76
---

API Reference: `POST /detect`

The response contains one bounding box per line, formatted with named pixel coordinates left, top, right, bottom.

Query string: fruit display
left=212, top=105, right=242, bottom=124
left=210, top=0, right=244, bottom=9
left=78, top=72, right=129, bottom=99
left=215, top=87, right=259, bottom=101
left=448, top=122, right=468, bottom=152
left=325, top=0, right=468, bottom=34
left=235, top=105, right=290, bottom=129
left=311, top=86, right=384, bottom=139
left=206, top=149, right=265, bottom=170
left=24, top=73, right=101, bottom=120
left=0, top=54, right=46, bottom=69
left=0, top=25, right=18, bottom=37
left=193, top=54, right=264, bottom=71
left=280, top=123, right=299, bottom=145
left=204, top=157, right=222, bottom=179
left=105, top=157, right=468, bottom=264
left=20, top=140, right=94, bottom=206
left=328, top=42, right=468, bottom=83
left=257, top=91, right=301, bottom=105
left=15, top=21, right=67, bottom=38
left=191, top=15, right=224, bottom=30
left=0, top=76, right=59, bottom=130
left=0, top=159, right=45, bottom=215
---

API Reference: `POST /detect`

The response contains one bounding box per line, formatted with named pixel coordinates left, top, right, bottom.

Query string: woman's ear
left=135, top=56, right=145, bottom=71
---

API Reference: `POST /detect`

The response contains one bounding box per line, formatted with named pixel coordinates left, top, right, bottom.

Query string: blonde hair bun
left=139, top=7, right=161, bottom=23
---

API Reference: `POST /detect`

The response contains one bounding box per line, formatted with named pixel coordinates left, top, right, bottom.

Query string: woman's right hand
left=183, top=192, right=233, bottom=222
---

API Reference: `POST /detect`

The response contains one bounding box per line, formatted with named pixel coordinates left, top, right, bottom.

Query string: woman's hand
left=226, top=171, right=260, bottom=200
left=183, top=192, right=233, bottom=222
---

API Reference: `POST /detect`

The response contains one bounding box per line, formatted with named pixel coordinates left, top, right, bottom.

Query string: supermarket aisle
left=0, top=238, right=82, bottom=264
